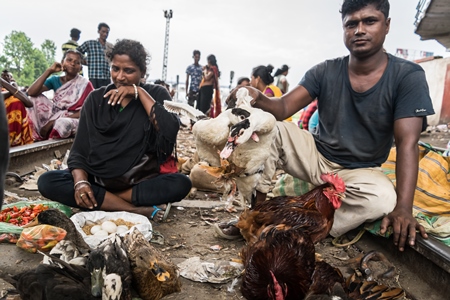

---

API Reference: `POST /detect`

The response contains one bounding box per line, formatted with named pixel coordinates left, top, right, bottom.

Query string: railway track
left=3, top=139, right=450, bottom=299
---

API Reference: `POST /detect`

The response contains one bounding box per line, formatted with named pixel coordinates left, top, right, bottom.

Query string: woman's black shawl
left=68, top=83, right=179, bottom=179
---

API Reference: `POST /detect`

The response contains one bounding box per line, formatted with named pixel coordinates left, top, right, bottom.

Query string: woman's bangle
left=74, top=180, right=91, bottom=190
left=133, top=84, right=138, bottom=100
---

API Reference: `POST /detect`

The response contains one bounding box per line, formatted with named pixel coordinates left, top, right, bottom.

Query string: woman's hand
left=104, top=85, right=135, bottom=106
left=74, top=181, right=97, bottom=209
left=49, top=62, right=63, bottom=74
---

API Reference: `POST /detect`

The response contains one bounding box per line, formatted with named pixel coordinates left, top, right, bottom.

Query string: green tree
left=41, top=39, right=56, bottom=66
left=0, top=31, right=33, bottom=80
left=0, top=31, right=55, bottom=86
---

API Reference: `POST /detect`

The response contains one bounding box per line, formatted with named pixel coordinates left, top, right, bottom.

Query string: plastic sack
left=16, top=224, right=67, bottom=253
left=71, top=211, right=152, bottom=248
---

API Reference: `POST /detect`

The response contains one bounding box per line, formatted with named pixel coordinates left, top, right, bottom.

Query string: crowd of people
left=0, top=0, right=435, bottom=254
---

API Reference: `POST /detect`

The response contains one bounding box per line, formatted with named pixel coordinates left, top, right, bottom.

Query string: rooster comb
left=320, top=173, right=346, bottom=192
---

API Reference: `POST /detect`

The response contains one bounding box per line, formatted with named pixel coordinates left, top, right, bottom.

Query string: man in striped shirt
left=62, top=28, right=83, bottom=76
left=77, top=23, right=113, bottom=89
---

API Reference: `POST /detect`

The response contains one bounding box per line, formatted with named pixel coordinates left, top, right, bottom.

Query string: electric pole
left=162, top=9, right=173, bottom=82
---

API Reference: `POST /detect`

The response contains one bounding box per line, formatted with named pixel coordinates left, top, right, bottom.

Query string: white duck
left=164, top=88, right=276, bottom=210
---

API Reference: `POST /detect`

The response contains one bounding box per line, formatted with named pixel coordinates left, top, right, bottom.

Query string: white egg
left=90, top=225, right=102, bottom=235
left=101, top=221, right=118, bottom=233
left=93, top=229, right=109, bottom=237
left=116, top=225, right=129, bottom=234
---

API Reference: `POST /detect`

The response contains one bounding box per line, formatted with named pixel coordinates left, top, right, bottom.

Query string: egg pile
left=84, top=220, right=133, bottom=236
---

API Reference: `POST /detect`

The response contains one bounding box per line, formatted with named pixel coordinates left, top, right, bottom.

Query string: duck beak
left=150, top=261, right=171, bottom=282
left=21, top=217, right=39, bottom=228
left=90, top=268, right=104, bottom=297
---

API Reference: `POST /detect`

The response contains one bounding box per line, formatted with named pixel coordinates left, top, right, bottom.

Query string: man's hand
left=225, top=86, right=261, bottom=107
left=380, top=207, right=428, bottom=251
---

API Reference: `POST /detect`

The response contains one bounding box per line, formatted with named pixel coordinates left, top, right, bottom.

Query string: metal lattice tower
left=162, top=9, right=173, bottom=82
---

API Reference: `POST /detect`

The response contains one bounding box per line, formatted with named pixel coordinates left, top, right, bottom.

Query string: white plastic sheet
left=70, top=211, right=152, bottom=248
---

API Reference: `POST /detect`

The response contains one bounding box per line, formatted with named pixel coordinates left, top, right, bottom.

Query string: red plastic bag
left=16, top=224, right=67, bottom=253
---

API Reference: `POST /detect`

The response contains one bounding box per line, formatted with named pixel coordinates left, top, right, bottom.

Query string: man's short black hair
left=98, top=22, right=110, bottom=31
left=340, top=0, right=390, bottom=20
left=70, top=28, right=81, bottom=38
left=193, top=50, right=201, bottom=56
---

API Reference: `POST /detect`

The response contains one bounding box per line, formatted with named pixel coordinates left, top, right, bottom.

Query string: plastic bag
left=71, top=211, right=152, bottom=248
left=16, top=224, right=67, bottom=253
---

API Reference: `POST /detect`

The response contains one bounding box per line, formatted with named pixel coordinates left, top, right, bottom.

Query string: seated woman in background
left=1, top=70, right=34, bottom=146
left=250, top=65, right=283, bottom=97
left=26, top=49, right=94, bottom=140
left=251, top=65, right=294, bottom=121
left=37, top=39, right=192, bottom=222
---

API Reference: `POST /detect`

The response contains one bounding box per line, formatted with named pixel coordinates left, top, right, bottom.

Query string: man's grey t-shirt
left=299, top=54, right=434, bottom=168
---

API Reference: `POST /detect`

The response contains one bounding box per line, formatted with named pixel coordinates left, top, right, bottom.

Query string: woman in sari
left=27, top=49, right=94, bottom=140
left=197, top=54, right=221, bottom=117
left=1, top=70, right=34, bottom=146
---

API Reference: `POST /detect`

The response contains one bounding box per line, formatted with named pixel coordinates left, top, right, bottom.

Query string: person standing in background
left=273, top=64, right=290, bottom=94
left=62, top=28, right=83, bottom=76
left=77, top=22, right=113, bottom=89
left=197, top=54, right=220, bottom=117
left=62, top=28, right=81, bottom=55
left=185, top=50, right=202, bottom=107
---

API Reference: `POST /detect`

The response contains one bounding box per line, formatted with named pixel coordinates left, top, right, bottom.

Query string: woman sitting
left=37, top=39, right=192, bottom=221
left=250, top=65, right=282, bottom=98
left=251, top=65, right=293, bottom=121
left=27, top=49, right=94, bottom=140
left=1, top=70, right=34, bottom=146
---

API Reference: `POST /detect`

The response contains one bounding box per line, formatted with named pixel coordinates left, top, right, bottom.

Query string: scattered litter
left=333, top=250, right=350, bottom=261
left=210, top=245, right=222, bottom=251
left=227, top=278, right=239, bottom=293
left=178, top=256, right=244, bottom=283
left=176, top=206, right=185, bottom=210
left=161, top=243, right=185, bottom=252
left=150, top=231, right=165, bottom=245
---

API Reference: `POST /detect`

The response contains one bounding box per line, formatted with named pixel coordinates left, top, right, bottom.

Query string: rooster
left=240, top=225, right=316, bottom=300
left=240, top=224, right=345, bottom=300
left=237, top=173, right=346, bottom=246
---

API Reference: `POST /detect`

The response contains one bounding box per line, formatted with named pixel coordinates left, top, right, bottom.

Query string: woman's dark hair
left=237, top=77, right=250, bottom=85
left=207, top=54, right=221, bottom=77
left=273, top=64, right=289, bottom=77
left=252, top=65, right=274, bottom=85
left=108, top=39, right=150, bottom=74
left=340, top=0, right=389, bottom=20
left=63, top=49, right=83, bottom=60
left=193, top=50, right=201, bottom=56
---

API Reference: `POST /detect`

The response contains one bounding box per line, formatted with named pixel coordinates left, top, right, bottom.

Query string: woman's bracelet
left=133, top=84, right=138, bottom=100
left=74, top=180, right=91, bottom=190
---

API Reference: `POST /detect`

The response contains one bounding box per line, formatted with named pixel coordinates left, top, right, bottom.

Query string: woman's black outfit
left=38, top=83, right=191, bottom=209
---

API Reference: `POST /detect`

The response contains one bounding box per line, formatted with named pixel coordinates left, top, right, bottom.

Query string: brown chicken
left=237, top=173, right=346, bottom=246
left=240, top=224, right=316, bottom=300
left=241, top=224, right=347, bottom=300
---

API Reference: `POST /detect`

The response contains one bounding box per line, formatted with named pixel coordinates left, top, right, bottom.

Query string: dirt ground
left=1, top=125, right=449, bottom=299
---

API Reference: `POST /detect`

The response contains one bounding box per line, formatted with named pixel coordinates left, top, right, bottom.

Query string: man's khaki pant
left=256, top=121, right=397, bottom=237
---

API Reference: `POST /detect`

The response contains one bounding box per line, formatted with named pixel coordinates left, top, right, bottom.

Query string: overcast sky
left=1, top=0, right=448, bottom=90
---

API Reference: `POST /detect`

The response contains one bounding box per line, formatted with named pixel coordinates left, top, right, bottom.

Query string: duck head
left=87, top=249, right=106, bottom=297
left=135, top=248, right=171, bottom=282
